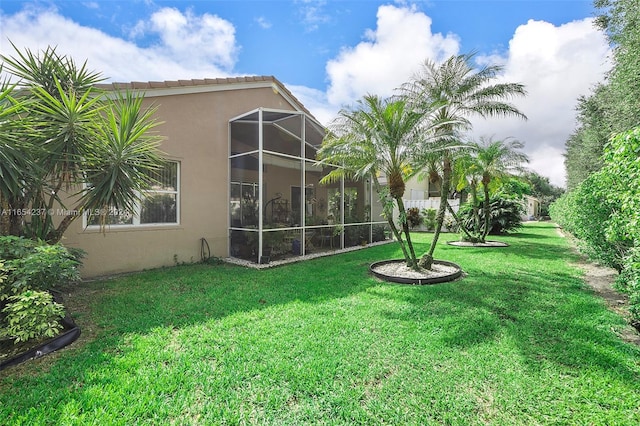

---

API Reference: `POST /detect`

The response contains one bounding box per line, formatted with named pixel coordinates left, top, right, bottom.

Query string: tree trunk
left=445, top=201, right=475, bottom=242
left=373, top=180, right=413, bottom=267
left=46, top=210, right=78, bottom=244
left=470, top=182, right=481, bottom=238
left=420, top=156, right=452, bottom=269
left=0, top=193, right=9, bottom=236
left=481, top=180, right=491, bottom=242
left=396, top=196, right=418, bottom=269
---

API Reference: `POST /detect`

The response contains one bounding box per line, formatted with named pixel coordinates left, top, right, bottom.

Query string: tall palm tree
left=471, top=137, right=529, bottom=241
left=317, top=94, right=450, bottom=269
left=453, top=147, right=483, bottom=241
left=401, top=53, right=527, bottom=268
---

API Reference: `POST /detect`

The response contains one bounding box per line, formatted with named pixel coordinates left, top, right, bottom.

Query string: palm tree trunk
left=470, top=182, right=481, bottom=239
left=420, top=157, right=452, bottom=269
left=396, top=196, right=418, bottom=269
left=373, top=180, right=413, bottom=267
left=0, top=192, right=9, bottom=236
left=481, top=182, right=491, bottom=242
left=46, top=212, right=77, bottom=244
left=445, top=201, right=474, bottom=241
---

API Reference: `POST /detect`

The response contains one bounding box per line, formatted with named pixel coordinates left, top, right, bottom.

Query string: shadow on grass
left=372, top=263, right=640, bottom=388
left=4, top=222, right=639, bottom=423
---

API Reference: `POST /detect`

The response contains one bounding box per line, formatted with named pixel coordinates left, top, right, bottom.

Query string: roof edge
left=95, top=75, right=319, bottom=122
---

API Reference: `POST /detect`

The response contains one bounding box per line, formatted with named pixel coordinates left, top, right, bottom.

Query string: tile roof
left=95, top=75, right=317, bottom=120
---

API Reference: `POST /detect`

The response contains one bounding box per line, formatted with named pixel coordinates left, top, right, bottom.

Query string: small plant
left=0, top=236, right=41, bottom=261
left=0, top=237, right=81, bottom=345
left=4, top=244, right=81, bottom=297
left=406, top=207, right=423, bottom=229
left=421, top=208, right=437, bottom=231
left=2, top=290, right=65, bottom=343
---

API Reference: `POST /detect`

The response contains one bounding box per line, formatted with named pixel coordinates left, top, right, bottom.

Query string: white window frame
left=84, top=161, right=180, bottom=229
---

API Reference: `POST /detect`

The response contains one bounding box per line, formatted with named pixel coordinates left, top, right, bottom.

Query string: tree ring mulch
left=370, top=259, right=463, bottom=285
left=446, top=240, right=509, bottom=247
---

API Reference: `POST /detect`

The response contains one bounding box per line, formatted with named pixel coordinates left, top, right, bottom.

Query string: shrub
left=550, top=173, right=628, bottom=272
left=1, top=290, right=65, bottom=343
left=458, top=196, right=523, bottom=235
left=0, top=236, right=41, bottom=261
left=2, top=244, right=81, bottom=299
left=421, top=208, right=437, bottom=231
left=406, top=207, right=423, bottom=229
left=550, top=128, right=640, bottom=321
left=0, top=237, right=81, bottom=344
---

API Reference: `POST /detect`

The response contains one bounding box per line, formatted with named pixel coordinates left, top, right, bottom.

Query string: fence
left=403, top=198, right=460, bottom=212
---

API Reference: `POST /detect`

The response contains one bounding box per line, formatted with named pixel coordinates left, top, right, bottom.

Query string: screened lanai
left=229, top=107, right=390, bottom=264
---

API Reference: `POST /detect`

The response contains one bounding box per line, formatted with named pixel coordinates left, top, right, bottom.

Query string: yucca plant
left=0, top=44, right=165, bottom=243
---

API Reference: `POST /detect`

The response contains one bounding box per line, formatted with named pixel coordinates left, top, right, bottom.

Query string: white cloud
left=470, top=18, right=611, bottom=187
left=141, top=7, right=238, bottom=70
left=295, top=0, right=330, bottom=32
left=325, top=4, right=460, bottom=107
left=0, top=6, right=239, bottom=82
left=255, top=16, right=272, bottom=29
left=287, top=84, right=335, bottom=125
left=0, top=4, right=610, bottom=187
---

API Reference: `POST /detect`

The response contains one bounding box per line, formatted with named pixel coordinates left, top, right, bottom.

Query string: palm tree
left=0, top=45, right=164, bottom=243
left=453, top=147, right=483, bottom=241
left=317, top=94, right=450, bottom=269
left=401, top=53, right=527, bottom=268
left=471, top=137, right=529, bottom=242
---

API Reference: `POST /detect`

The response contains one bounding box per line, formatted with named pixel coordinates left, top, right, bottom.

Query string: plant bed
left=370, top=259, right=462, bottom=285
left=0, top=292, right=80, bottom=371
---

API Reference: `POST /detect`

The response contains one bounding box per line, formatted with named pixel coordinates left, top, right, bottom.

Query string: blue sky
left=0, top=1, right=610, bottom=186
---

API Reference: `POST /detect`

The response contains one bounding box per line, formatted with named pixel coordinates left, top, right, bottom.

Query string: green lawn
left=1, top=222, right=639, bottom=425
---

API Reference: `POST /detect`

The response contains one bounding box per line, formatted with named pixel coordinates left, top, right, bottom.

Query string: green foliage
left=5, top=245, right=81, bottom=297
left=421, top=208, right=437, bottom=231
left=0, top=261, right=7, bottom=288
left=1, top=290, right=64, bottom=343
left=550, top=173, right=628, bottom=272
left=566, top=0, right=640, bottom=189
left=406, top=207, right=423, bottom=229
left=0, top=44, right=164, bottom=242
left=600, top=128, right=640, bottom=318
left=0, top=236, right=80, bottom=344
left=459, top=196, right=524, bottom=236
left=0, top=236, right=41, bottom=260
left=601, top=128, right=640, bottom=244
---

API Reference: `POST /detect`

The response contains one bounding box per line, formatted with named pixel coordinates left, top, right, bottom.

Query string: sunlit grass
left=1, top=223, right=639, bottom=424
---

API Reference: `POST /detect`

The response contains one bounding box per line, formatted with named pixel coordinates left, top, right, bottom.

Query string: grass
left=1, top=222, right=639, bottom=424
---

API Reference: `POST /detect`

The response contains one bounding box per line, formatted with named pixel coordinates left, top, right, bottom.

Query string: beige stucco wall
left=62, top=84, right=301, bottom=278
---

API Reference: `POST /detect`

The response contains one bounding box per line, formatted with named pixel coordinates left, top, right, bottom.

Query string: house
left=402, top=173, right=463, bottom=213
left=61, top=76, right=389, bottom=278
left=403, top=172, right=541, bottom=222
left=522, top=195, right=541, bottom=220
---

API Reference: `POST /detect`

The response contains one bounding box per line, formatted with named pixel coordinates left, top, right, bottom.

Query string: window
left=86, top=161, right=179, bottom=227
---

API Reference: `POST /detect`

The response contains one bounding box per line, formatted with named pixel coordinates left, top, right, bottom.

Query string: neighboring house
left=522, top=195, right=541, bottom=220
left=404, top=173, right=541, bottom=221
left=61, top=76, right=389, bottom=278
left=402, top=173, right=462, bottom=213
